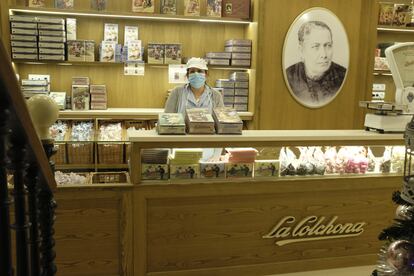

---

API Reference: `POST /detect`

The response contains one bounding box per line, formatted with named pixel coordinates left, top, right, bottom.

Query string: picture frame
left=282, top=7, right=349, bottom=109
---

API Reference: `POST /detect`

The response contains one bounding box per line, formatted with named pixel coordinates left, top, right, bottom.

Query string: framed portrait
left=282, top=7, right=349, bottom=108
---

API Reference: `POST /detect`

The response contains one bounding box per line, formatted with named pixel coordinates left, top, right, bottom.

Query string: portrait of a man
left=283, top=8, right=349, bottom=108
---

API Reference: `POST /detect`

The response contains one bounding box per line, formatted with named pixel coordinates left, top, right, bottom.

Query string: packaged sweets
left=200, top=161, right=225, bottom=178
left=142, top=164, right=169, bottom=180
left=226, top=162, right=253, bottom=178
left=160, top=0, right=177, bottom=15
left=170, top=164, right=199, bottom=179
left=184, top=0, right=200, bottom=16
left=254, top=160, right=279, bottom=177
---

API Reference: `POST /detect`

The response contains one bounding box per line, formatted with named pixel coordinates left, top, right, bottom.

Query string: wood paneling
left=255, top=0, right=377, bottom=129
left=135, top=176, right=400, bottom=275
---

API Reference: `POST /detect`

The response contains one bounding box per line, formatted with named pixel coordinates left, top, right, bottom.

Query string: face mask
left=188, top=73, right=206, bottom=89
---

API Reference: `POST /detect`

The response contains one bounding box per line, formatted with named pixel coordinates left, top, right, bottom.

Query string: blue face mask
left=188, top=73, right=206, bottom=89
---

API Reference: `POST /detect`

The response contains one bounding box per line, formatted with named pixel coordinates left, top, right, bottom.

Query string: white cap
left=186, top=57, right=208, bottom=71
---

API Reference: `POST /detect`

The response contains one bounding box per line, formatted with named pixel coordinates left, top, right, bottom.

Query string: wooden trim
left=120, top=191, right=134, bottom=275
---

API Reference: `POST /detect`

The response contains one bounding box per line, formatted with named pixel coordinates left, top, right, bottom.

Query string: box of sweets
left=12, top=47, right=38, bottom=54
left=207, top=0, right=222, bottom=17
left=132, top=0, right=155, bottom=13
left=160, top=0, right=177, bottom=15
left=104, top=23, right=118, bottom=43
left=157, top=113, right=186, bottom=135
left=72, top=76, right=90, bottom=85
left=127, top=40, right=142, bottom=61
left=38, top=30, right=66, bottom=37
left=39, top=36, right=66, bottom=43
left=39, top=48, right=65, bottom=55
left=223, top=96, right=234, bottom=104
left=229, top=71, right=249, bottom=81
left=222, top=88, right=234, bottom=96
left=39, top=54, right=65, bottom=61
left=226, top=162, right=253, bottom=178
left=11, top=41, right=38, bottom=48
left=234, top=96, right=248, bottom=104
left=84, top=40, right=95, bottom=62
left=208, top=59, right=230, bottom=66
left=147, top=43, right=164, bottom=64
left=39, top=42, right=65, bottom=49
left=28, top=0, right=45, bottom=7
left=225, top=39, right=252, bottom=47
left=231, top=59, right=251, bottom=67
left=100, top=41, right=116, bottom=62
left=11, top=35, right=37, bottom=42
left=38, top=24, right=65, bottom=31
left=225, top=46, right=251, bottom=53
left=184, top=0, right=200, bottom=16
left=170, top=164, right=200, bottom=179
left=206, top=52, right=232, bottom=59
left=233, top=103, right=247, bottom=111
left=142, top=164, right=169, bottom=180
left=9, top=15, right=37, bottom=23
left=231, top=53, right=251, bottom=60
left=222, top=0, right=250, bottom=19
left=37, top=17, right=65, bottom=24
left=124, top=26, right=139, bottom=44
left=13, top=53, right=38, bottom=60
left=91, top=0, right=106, bottom=11
left=164, top=44, right=182, bottom=64
left=71, top=85, right=90, bottom=110
left=234, top=81, right=248, bottom=88
left=55, top=0, right=74, bottom=9
left=215, top=79, right=235, bottom=88
left=234, top=88, right=248, bottom=96
left=254, top=160, right=279, bottom=177
left=67, top=40, right=85, bottom=61
left=66, top=18, right=77, bottom=40
left=200, top=161, right=225, bottom=178
left=11, top=28, right=38, bottom=36
left=11, top=22, right=37, bottom=29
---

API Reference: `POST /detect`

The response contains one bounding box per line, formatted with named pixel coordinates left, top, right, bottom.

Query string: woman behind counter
left=164, top=57, right=224, bottom=114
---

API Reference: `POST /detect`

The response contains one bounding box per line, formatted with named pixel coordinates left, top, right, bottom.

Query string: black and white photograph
left=283, top=7, right=349, bottom=108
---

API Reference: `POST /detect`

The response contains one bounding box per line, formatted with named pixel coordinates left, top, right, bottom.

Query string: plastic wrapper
left=313, top=147, right=326, bottom=175
left=381, top=146, right=392, bottom=173
left=391, top=146, right=405, bottom=173
left=49, top=120, right=68, bottom=141
left=324, top=146, right=337, bottom=174
left=71, top=121, right=94, bottom=141
left=99, top=122, right=122, bottom=141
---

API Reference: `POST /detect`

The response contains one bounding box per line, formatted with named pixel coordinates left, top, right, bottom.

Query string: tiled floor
left=268, top=265, right=374, bottom=276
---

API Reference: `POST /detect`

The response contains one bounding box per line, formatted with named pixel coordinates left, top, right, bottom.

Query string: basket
left=146, top=120, right=157, bottom=130
left=97, top=120, right=126, bottom=164
left=51, top=143, right=67, bottom=164
left=91, top=171, right=130, bottom=184
left=67, top=142, right=94, bottom=164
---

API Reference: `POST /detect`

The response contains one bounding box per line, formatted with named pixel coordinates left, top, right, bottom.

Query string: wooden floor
left=268, top=265, right=375, bottom=276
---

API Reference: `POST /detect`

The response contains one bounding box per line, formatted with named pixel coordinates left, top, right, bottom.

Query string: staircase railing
left=0, top=39, right=57, bottom=276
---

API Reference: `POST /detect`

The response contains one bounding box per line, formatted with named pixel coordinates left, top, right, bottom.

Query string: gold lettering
left=293, top=216, right=317, bottom=237
left=262, top=216, right=295, bottom=239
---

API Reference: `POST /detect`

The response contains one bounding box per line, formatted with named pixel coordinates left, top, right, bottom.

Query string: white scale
left=363, top=42, right=414, bottom=133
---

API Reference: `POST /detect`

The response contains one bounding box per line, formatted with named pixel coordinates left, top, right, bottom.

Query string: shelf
left=9, top=7, right=252, bottom=25
left=128, top=129, right=404, bottom=146
left=13, top=60, right=251, bottom=71
left=377, top=26, right=414, bottom=33
left=373, top=70, right=392, bottom=76
left=59, top=108, right=254, bottom=121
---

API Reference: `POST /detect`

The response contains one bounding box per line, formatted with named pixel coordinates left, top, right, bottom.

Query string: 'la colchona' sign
left=262, top=216, right=366, bottom=246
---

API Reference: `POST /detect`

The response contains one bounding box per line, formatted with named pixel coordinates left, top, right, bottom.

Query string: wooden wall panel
left=255, top=0, right=377, bottom=130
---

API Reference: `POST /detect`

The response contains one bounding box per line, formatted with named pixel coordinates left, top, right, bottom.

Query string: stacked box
left=212, top=107, right=243, bottom=134
left=225, top=39, right=252, bottom=67
left=90, top=84, right=107, bottom=110
left=37, top=17, right=66, bottom=61
left=215, top=78, right=235, bottom=107
left=9, top=15, right=38, bottom=60
left=21, top=78, right=49, bottom=99
left=157, top=113, right=186, bottom=135
left=71, top=77, right=90, bottom=110
left=66, top=18, right=77, bottom=40
left=205, top=52, right=231, bottom=66
left=67, top=40, right=95, bottom=62
left=227, top=71, right=249, bottom=111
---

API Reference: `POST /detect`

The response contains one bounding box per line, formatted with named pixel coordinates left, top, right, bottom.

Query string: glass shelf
left=9, top=7, right=252, bottom=25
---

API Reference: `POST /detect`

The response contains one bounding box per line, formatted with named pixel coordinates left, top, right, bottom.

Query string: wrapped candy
left=297, top=147, right=315, bottom=175
left=391, top=146, right=405, bottom=174
left=381, top=146, right=392, bottom=173
left=49, top=120, right=68, bottom=141
left=279, top=147, right=288, bottom=176
left=71, top=121, right=94, bottom=141
left=55, top=171, right=89, bottom=185
left=324, top=146, right=337, bottom=174
left=367, top=147, right=376, bottom=173
left=285, top=147, right=298, bottom=176
left=99, top=122, right=122, bottom=141
left=313, top=147, right=326, bottom=175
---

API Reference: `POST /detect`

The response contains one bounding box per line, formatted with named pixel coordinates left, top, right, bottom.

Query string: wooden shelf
left=13, top=60, right=251, bottom=71
left=9, top=7, right=252, bottom=24
left=377, top=26, right=414, bottom=33
left=373, top=69, right=392, bottom=76
left=58, top=108, right=254, bottom=121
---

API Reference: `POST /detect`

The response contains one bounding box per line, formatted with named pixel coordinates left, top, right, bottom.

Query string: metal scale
left=362, top=42, right=414, bottom=133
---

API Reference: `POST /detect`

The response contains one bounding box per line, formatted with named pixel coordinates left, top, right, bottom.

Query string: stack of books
left=185, top=108, right=215, bottom=134
left=90, top=85, right=107, bottom=110
left=157, top=113, right=186, bottom=135
left=37, top=17, right=66, bottom=61
left=212, top=107, right=243, bottom=134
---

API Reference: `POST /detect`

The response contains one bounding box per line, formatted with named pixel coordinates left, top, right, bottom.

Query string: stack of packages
left=37, top=17, right=66, bottom=61
left=90, top=85, right=107, bottom=110
left=71, top=77, right=90, bottom=110
left=157, top=113, right=186, bottom=135
left=215, top=79, right=235, bottom=108
left=255, top=147, right=280, bottom=178
left=21, top=77, right=49, bottom=99
left=225, top=148, right=257, bottom=178
left=122, top=25, right=142, bottom=62
left=99, top=23, right=122, bottom=63
left=10, top=15, right=38, bottom=60
left=205, top=52, right=231, bottom=66
left=147, top=43, right=182, bottom=64
left=212, top=107, right=243, bottom=134
left=231, top=72, right=249, bottom=111
left=169, top=149, right=203, bottom=179
left=225, top=39, right=252, bottom=67
left=185, top=108, right=215, bottom=134
left=141, top=149, right=170, bottom=180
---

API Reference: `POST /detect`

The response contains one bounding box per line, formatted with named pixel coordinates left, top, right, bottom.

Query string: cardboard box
left=170, top=164, right=200, bottom=179
left=222, top=0, right=250, bottom=19
left=141, top=164, right=169, bottom=180
left=254, top=160, right=279, bottom=177
left=226, top=162, right=253, bottom=178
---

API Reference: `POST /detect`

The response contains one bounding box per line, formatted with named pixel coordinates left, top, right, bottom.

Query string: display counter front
left=127, top=130, right=403, bottom=276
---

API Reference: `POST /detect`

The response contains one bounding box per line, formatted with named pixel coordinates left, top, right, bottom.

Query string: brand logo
left=262, top=216, right=366, bottom=246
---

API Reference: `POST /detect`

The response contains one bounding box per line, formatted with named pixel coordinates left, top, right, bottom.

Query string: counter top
left=128, top=129, right=404, bottom=146
left=59, top=108, right=254, bottom=120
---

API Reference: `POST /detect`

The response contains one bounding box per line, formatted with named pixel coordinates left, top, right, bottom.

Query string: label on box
left=147, top=43, right=164, bottom=64
left=254, top=160, right=279, bottom=177
left=142, top=164, right=169, bottom=180
left=100, top=41, right=116, bottom=62
left=11, top=35, right=37, bottom=42
left=104, top=23, right=118, bottom=43
left=200, top=162, right=225, bottom=178
left=226, top=163, right=253, bottom=178
left=85, top=40, right=95, bottom=62
left=67, top=40, right=85, bottom=61
left=124, top=25, right=139, bottom=44
left=164, top=44, right=182, bottom=64
left=170, top=164, right=199, bottom=179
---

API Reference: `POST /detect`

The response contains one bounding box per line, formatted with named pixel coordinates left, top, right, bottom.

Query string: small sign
left=124, top=62, right=145, bottom=76
left=168, top=64, right=187, bottom=84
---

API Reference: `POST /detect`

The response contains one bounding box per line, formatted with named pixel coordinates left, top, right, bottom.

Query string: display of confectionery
left=99, top=122, right=122, bottom=141
left=55, top=171, right=89, bottom=185
left=49, top=120, right=68, bottom=141
left=71, top=121, right=94, bottom=141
